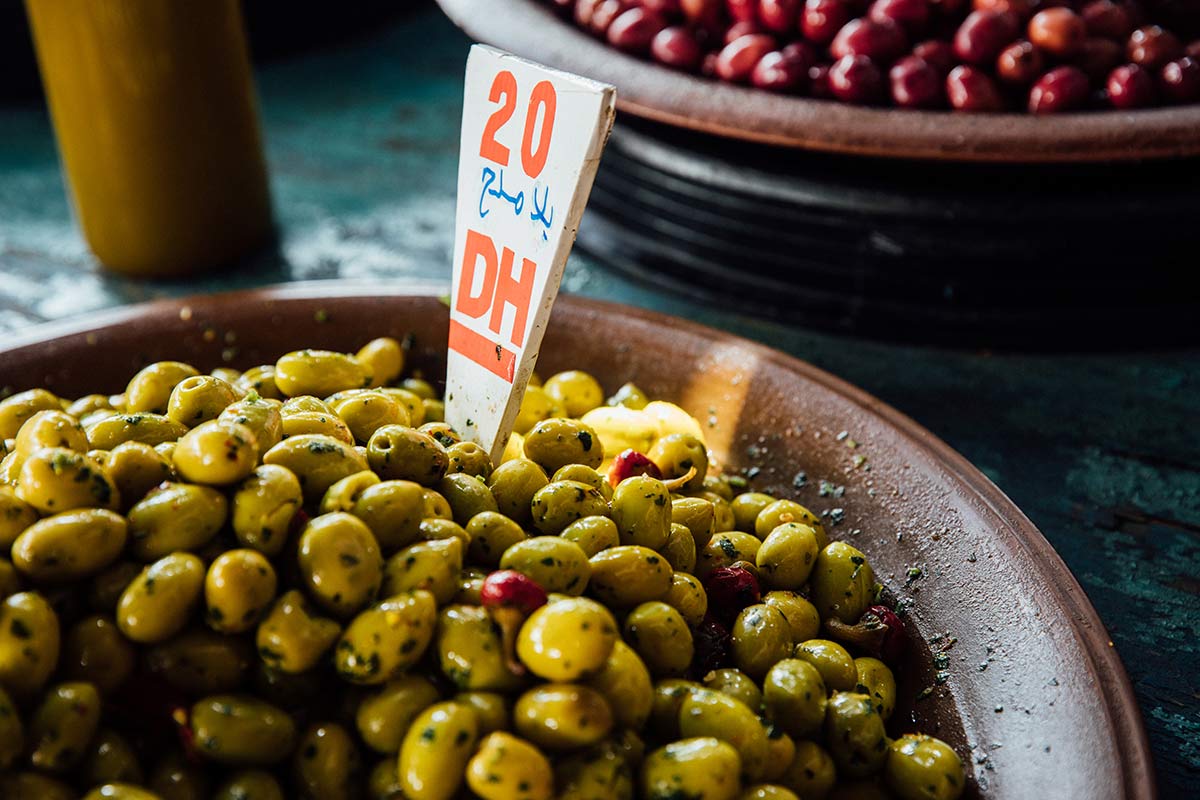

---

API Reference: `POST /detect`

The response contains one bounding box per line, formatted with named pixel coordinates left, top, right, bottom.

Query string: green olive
left=282, top=396, right=334, bottom=415
left=297, top=512, right=383, bottom=617
left=702, top=668, right=763, bottom=713
left=383, top=537, right=462, bottom=604
left=148, top=749, right=210, bottom=799
left=190, top=694, right=298, bottom=765
left=83, top=728, right=143, bottom=786
left=105, top=441, right=175, bottom=509
left=487, top=458, right=547, bottom=525
left=663, top=571, right=709, bottom=627
left=732, top=492, right=776, bottom=532
left=436, top=603, right=523, bottom=691
left=88, top=561, right=141, bottom=613
left=611, top=474, right=672, bottom=550
left=543, top=370, right=604, bottom=417
left=17, top=447, right=119, bottom=513
left=810, top=542, right=876, bottom=624
left=466, top=510, right=527, bottom=566
left=762, top=659, right=827, bottom=739
left=446, top=441, right=493, bottom=479
left=421, top=489, right=453, bottom=520
left=648, top=679, right=702, bottom=739
left=351, top=479, right=425, bottom=554
left=467, top=731, right=554, bottom=800
left=523, top=418, right=603, bottom=473
left=280, top=411, right=355, bottom=443
left=513, top=386, right=560, bottom=435
left=0, top=558, right=21, bottom=597
left=86, top=412, right=189, bottom=450
left=125, top=362, right=200, bottom=414
left=232, top=465, right=302, bottom=556
left=697, top=531, right=763, bottom=580
left=530, top=480, right=609, bottom=535
left=117, top=552, right=205, bottom=643
left=740, top=786, right=800, bottom=800
left=67, top=394, right=112, bottom=418
left=606, top=382, right=649, bottom=410
left=756, top=523, right=820, bottom=590
left=205, top=549, right=277, bottom=633
left=335, top=590, right=436, bottom=684
left=331, top=390, right=407, bottom=444
left=377, top=387, right=425, bottom=427
left=0, top=771, right=76, bottom=800
left=13, top=409, right=88, bottom=456
left=706, top=492, right=737, bottom=533
left=514, top=683, right=613, bottom=750
left=419, top=421, right=460, bottom=448
left=0, top=592, right=58, bottom=694
left=663, top=522, right=698, bottom=573
left=167, top=375, right=239, bottom=427
left=352, top=337, right=403, bottom=386
left=0, top=486, right=38, bottom=550
left=366, top=425, right=448, bottom=486
left=588, top=545, right=673, bottom=608
left=437, top=472, right=499, bottom=524
left=213, top=770, right=285, bottom=800
left=755, top=500, right=827, bottom=548
left=418, top=517, right=468, bottom=545
left=0, top=685, right=24, bottom=769
left=320, top=470, right=381, bottom=514
left=731, top=604, right=793, bottom=680
left=642, top=737, right=742, bottom=800
left=561, top=515, right=620, bottom=557
left=679, top=688, right=768, bottom=781
left=263, top=434, right=369, bottom=502
left=624, top=601, right=694, bottom=677
left=794, top=639, right=858, bottom=692
left=781, top=740, right=837, bottom=799
left=552, top=464, right=612, bottom=500
left=672, top=496, right=716, bottom=550
left=146, top=629, right=254, bottom=694
left=28, top=681, right=101, bottom=771
left=128, top=482, right=227, bottom=561
left=500, top=536, right=591, bottom=595
left=854, top=657, right=897, bottom=720
left=647, top=433, right=708, bottom=491
left=454, top=691, right=509, bottom=734
left=555, top=745, right=635, bottom=800
left=12, top=508, right=127, bottom=581
left=398, top=701, right=479, bottom=800
left=237, top=365, right=284, bottom=400
left=256, top=589, right=342, bottom=674
left=356, top=675, right=441, bottom=753
left=884, top=734, right=965, bottom=800
left=824, top=692, right=888, bottom=779
left=587, top=639, right=654, bottom=729
left=293, top=722, right=363, bottom=800
left=275, top=350, right=370, bottom=397
left=368, top=757, right=405, bottom=800
left=219, top=396, right=284, bottom=453
left=2, top=390, right=65, bottom=442
left=763, top=591, right=821, bottom=644
left=517, top=596, right=618, bottom=681
left=61, top=614, right=135, bottom=694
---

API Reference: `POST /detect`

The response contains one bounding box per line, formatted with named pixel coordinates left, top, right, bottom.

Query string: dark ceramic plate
left=435, top=0, right=1200, bottom=163
left=0, top=283, right=1154, bottom=798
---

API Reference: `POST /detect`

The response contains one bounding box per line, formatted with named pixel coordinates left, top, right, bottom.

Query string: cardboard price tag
left=445, top=45, right=616, bottom=461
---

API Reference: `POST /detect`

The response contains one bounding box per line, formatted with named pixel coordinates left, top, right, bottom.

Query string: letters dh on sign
left=445, top=45, right=616, bottom=461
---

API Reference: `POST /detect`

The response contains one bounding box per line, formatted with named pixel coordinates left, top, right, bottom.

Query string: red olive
left=1028, top=7, right=1087, bottom=56
left=703, top=567, right=761, bottom=625
left=996, top=39, right=1044, bottom=83
left=1127, top=25, right=1183, bottom=70
left=725, top=20, right=767, bottom=43
left=973, top=0, right=1032, bottom=22
left=808, top=62, right=835, bottom=97
left=890, top=54, right=944, bottom=106
left=607, top=8, right=669, bottom=52
left=802, top=0, right=855, bottom=45
left=751, top=49, right=811, bottom=90
left=651, top=26, right=705, bottom=70
left=1028, top=65, right=1090, bottom=112
left=828, top=53, right=887, bottom=103
left=912, top=39, right=956, bottom=74
left=607, top=449, right=663, bottom=486
left=681, top=0, right=725, bottom=29
left=1159, top=57, right=1200, bottom=103
left=481, top=570, right=548, bottom=614
left=1073, top=37, right=1123, bottom=81
left=727, top=0, right=761, bottom=23
left=946, top=64, right=1006, bottom=110
left=759, top=0, right=802, bottom=32
left=781, top=39, right=820, bottom=69
left=715, top=33, right=778, bottom=81
left=869, top=0, right=931, bottom=36
left=954, top=10, right=1020, bottom=65
left=1080, top=0, right=1132, bottom=40
left=691, top=616, right=732, bottom=676
left=830, top=17, right=909, bottom=64
left=1106, top=63, right=1156, bottom=108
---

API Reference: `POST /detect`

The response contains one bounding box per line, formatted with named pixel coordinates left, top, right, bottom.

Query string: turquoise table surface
left=1, top=6, right=1198, bottom=795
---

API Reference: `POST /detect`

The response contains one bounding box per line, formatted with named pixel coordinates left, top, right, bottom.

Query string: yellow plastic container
left=25, top=0, right=274, bottom=277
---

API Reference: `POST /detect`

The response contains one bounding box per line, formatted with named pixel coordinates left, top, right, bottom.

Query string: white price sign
left=445, top=45, right=616, bottom=461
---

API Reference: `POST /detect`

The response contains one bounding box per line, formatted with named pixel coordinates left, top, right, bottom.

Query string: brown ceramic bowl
left=0, top=283, right=1154, bottom=798
left=435, top=0, right=1200, bottom=163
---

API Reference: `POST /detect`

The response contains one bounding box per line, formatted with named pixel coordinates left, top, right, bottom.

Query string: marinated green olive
left=263, top=434, right=369, bottom=502
left=12, top=508, right=127, bottom=581
left=624, top=601, right=694, bottom=677
left=365, top=425, right=447, bottom=486
left=105, top=441, right=175, bottom=509
left=697, top=531, right=763, bottom=580
left=333, top=390, right=408, bottom=444
left=232, top=465, right=302, bottom=556
left=0, top=685, right=23, bottom=769
left=320, top=470, right=381, bottom=514
left=611, top=474, right=672, bottom=550
left=148, top=750, right=210, bottom=799
left=378, top=387, right=425, bottom=427
left=740, top=786, right=800, bottom=800
left=0, top=558, right=20, bottom=597
left=642, top=737, right=742, bottom=800
left=466, top=510, right=527, bottom=566
left=679, top=688, right=768, bottom=780
left=349, top=479, right=425, bottom=554
left=543, top=370, right=604, bottom=417
left=13, top=408, right=88, bottom=456
left=672, top=496, right=716, bottom=550
left=558, top=515, right=617, bottom=558
left=763, top=659, right=827, bottom=739
left=761, top=726, right=797, bottom=784
left=702, top=668, right=763, bottom=713
left=781, top=740, right=837, bottom=800
left=587, top=639, right=654, bottom=729
left=648, top=679, right=702, bottom=739
left=446, top=441, right=493, bottom=479
left=167, top=375, right=239, bottom=427
left=86, top=412, right=189, bottom=450
left=763, top=591, right=821, bottom=644
left=125, top=362, right=200, bottom=414
left=756, top=523, right=820, bottom=590
left=128, top=482, right=227, bottom=561
left=552, top=463, right=612, bottom=500
left=513, top=682, right=613, bottom=750
left=0, top=591, right=59, bottom=695
left=824, top=692, right=888, bottom=779
left=467, top=731, right=554, bottom=800
left=810, top=542, right=876, bottom=624
left=648, top=433, right=708, bottom=491
left=606, top=381, right=648, bottom=410
left=172, top=420, right=258, bottom=486
left=885, top=734, right=965, bottom=800
left=146, top=629, right=254, bottom=694
left=83, top=728, right=143, bottom=786
left=513, top=385, right=560, bottom=435
left=419, top=421, right=460, bottom=448
left=83, top=784, right=162, bottom=800
left=732, top=492, right=776, bottom=532
left=117, top=552, right=205, bottom=643
left=356, top=675, right=441, bottom=753
left=383, top=537, right=462, bottom=604
left=487, top=458, right=547, bottom=525
left=531, top=479, right=609, bottom=535
left=755, top=500, right=827, bottom=548
left=436, top=603, right=524, bottom=692
left=61, top=614, right=135, bottom=694
left=662, top=521, right=698, bottom=573
left=854, top=657, right=897, bottom=720
left=523, top=418, right=604, bottom=473
left=335, top=590, right=436, bottom=684
left=731, top=603, right=793, bottom=681
left=190, top=694, right=298, bottom=765
left=206, top=549, right=277, bottom=633
left=517, top=596, right=618, bottom=681
left=437, top=472, right=499, bottom=524
left=0, top=486, right=38, bottom=550
left=219, top=395, right=284, bottom=454
left=419, top=517, right=468, bottom=545
left=500, top=536, right=591, bottom=595
left=398, top=701, right=479, bottom=800
left=28, top=681, right=102, bottom=771
left=794, top=640, right=858, bottom=693
left=454, top=691, right=509, bottom=734
left=237, top=365, right=283, bottom=400
left=88, top=561, right=141, bottom=613
left=213, top=770, right=285, bottom=800
left=17, top=447, right=119, bottom=513
left=293, top=722, right=363, bottom=800
left=256, top=590, right=341, bottom=674
left=275, top=350, right=370, bottom=397
left=281, top=410, right=355, bottom=443
left=368, top=757, right=405, bottom=800
left=297, top=512, right=383, bottom=617
left=282, top=396, right=334, bottom=415
left=555, top=745, right=635, bottom=800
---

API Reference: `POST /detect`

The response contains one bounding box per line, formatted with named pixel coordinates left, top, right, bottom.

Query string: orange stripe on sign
left=448, top=320, right=516, bottom=382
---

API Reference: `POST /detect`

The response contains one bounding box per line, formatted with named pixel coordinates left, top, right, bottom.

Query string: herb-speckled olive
left=206, top=549, right=277, bottom=633
left=588, top=545, right=673, bottom=608
left=263, top=434, right=369, bottom=502
left=297, top=512, right=383, bottom=617
left=561, top=515, right=619, bottom=557
left=320, top=470, right=381, bottom=514
left=28, top=681, right=101, bottom=771
left=642, top=737, right=742, bottom=800
left=368, top=757, right=404, bottom=800
left=648, top=433, right=708, bottom=491
left=679, top=688, right=769, bottom=780
left=824, top=692, right=888, bottom=779
left=587, top=639, right=654, bottom=729
left=351, top=479, right=425, bottom=554
left=61, top=614, right=135, bottom=694
left=83, top=728, right=143, bottom=786
left=697, top=531, right=763, bottom=580
left=86, top=412, right=189, bottom=450
left=125, top=362, right=200, bottom=414
left=282, top=396, right=333, bottom=415
left=12, top=508, right=127, bottom=581
left=236, top=365, right=283, bottom=400
left=781, top=740, right=837, bottom=799
left=455, top=691, right=509, bottom=734
left=275, top=350, right=370, bottom=398
left=335, top=590, right=436, bottom=684
left=128, top=482, right=227, bottom=561
left=421, top=489, right=452, bottom=520
left=378, top=387, right=425, bottom=427
left=763, top=591, right=821, bottom=644
left=104, top=441, right=175, bottom=509
left=146, top=629, right=253, bottom=694
left=703, top=668, right=763, bottom=712
left=383, top=537, right=462, bottom=604
left=232, top=465, right=301, bottom=556
left=172, top=420, right=258, bottom=486
left=356, top=337, right=405, bottom=386
left=553, top=464, right=612, bottom=500
left=854, top=657, right=896, bottom=720
left=117, top=552, right=205, bottom=643
left=190, top=694, right=298, bottom=765
left=293, top=722, right=363, bottom=800
left=611, top=474, right=671, bottom=550
left=885, top=734, right=964, bottom=800
left=399, top=701, right=479, bottom=800
left=756, top=523, right=820, bottom=590
left=648, top=679, right=702, bottom=739
left=356, top=675, right=441, bottom=753
left=366, top=425, right=447, bottom=486
left=531, top=479, right=609, bottom=535
left=544, top=370, right=604, bottom=417
left=0, top=685, right=23, bottom=769
left=0, top=486, right=38, bottom=550
left=663, top=521, right=698, bottom=573
left=673, top=496, right=716, bottom=549
left=167, top=375, right=239, bottom=427
left=333, top=390, right=408, bottom=444
left=487, top=458, right=548, bottom=525
left=466, top=510, right=527, bottom=566
left=625, top=601, right=694, bottom=677
left=555, top=745, right=635, bottom=800
left=280, top=410, right=354, bottom=443
left=67, top=394, right=112, bottom=418
left=436, top=603, right=524, bottom=692
left=514, top=683, right=613, bottom=750
left=731, top=604, right=793, bottom=680
left=13, top=409, right=88, bottom=456
left=501, top=536, right=590, bottom=595
left=794, top=639, right=858, bottom=692
left=219, top=396, right=284, bottom=454
left=513, top=386, right=560, bottom=435
left=732, top=492, right=776, bottom=532
left=437, top=472, right=498, bottom=524
left=763, top=659, right=827, bottom=739
left=256, top=590, right=341, bottom=674
left=213, top=770, right=285, bottom=800
left=664, top=572, right=708, bottom=627
left=418, top=517, right=468, bottom=545
left=446, top=441, right=492, bottom=479
left=517, top=596, right=618, bottom=681
left=17, top=447, right=119, bottom=513
left=420, top=421, right=460, bottom=448
left=467, top=731, right=554, bottom=800
left=811, top=542, right=876, bottom=624
left=755, top=500, right=827, bottom=547
left=524, top=418, right=603, bottom=473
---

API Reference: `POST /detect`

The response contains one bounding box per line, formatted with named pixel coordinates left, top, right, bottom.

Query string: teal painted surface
left=1, top=7, right=1198, bottom=794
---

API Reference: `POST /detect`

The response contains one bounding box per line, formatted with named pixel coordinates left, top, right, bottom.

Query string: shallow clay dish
left=436, top=0, right=1200, bottom=163
left=0, top=283, right=1154, bottom=798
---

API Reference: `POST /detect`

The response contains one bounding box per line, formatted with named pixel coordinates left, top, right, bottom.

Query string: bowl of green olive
left=0, top=282, right=1153, bottom=800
